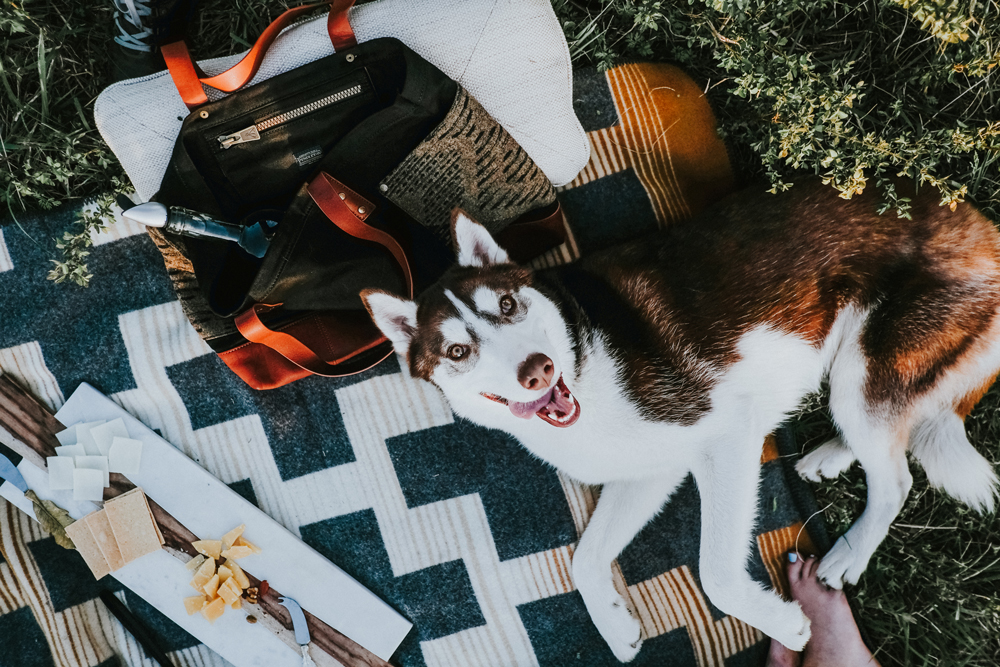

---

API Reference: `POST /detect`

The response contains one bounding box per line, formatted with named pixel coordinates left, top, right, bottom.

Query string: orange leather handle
left=234, top=172, right=412, bottom=377
left=163, top=0, right=358, bottom=110
left=306, top=172, right=414, bottom=299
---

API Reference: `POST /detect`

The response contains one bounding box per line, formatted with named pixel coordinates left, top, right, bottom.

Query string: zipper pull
left=218, top=126, right=261, bottom=149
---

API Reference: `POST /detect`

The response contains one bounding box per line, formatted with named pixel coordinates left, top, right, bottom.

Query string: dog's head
left=362, top=212, right=581, bottom=428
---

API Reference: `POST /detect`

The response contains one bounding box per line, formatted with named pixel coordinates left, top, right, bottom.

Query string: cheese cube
left=202, top=573, right=220, bottom=599
left=225, top=560, right=250, bottom=589
left=230, top=598, right=242, bottom=610
left=192, top=539, right=222, bottom=560
left=46, top=457, right=76, bottom=491
left=217, top=565, right=233, bottom=584
left=72, top=468, right=105, bottom=502
left=217, top=577, right=242, bottom=605
left=220, top=524, right=245, bottom=551
left=90, top=418, right=129, bottom=456
left=235, top=536, right=262, bottom=554
left=185, top=554, right=206, bottom=571
left=108, top=437, right=142, bottom=476
left=190, top=558, right=216, bottom=591
left=75, top=456, right=110, bottom=488
left=201, top=597, right=226, bottom=623
left=184, top=595, right=208, bottom=615
left=221, top=545, right=252, bottom=560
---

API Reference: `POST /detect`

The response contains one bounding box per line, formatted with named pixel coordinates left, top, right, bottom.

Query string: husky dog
left=362, top=180, right=1000, bottom=661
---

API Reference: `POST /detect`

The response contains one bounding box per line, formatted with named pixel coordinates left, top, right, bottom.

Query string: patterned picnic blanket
left=0, top=64, right=828, bottom=667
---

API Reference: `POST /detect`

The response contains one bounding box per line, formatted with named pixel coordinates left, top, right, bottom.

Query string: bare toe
left=766, top=638, right=802, bottom=667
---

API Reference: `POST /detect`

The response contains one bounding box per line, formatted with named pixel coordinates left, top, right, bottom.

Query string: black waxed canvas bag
left=149, top=2, right=565, bottom=389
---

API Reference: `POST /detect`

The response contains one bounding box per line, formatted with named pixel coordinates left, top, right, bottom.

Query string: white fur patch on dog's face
left=431, top=285, right=566, bottom=404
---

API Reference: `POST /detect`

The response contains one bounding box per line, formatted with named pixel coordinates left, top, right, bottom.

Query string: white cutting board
left=2, top=382, right=411, bottom=665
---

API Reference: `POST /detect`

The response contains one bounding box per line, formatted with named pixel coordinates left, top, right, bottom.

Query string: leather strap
left=163, top=0, right=357, bottom=111
left=234, top=172, right=413, bottom=377
left=307, top=172, right=414, bottom=299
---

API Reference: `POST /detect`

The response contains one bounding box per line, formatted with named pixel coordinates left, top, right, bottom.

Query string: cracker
left=65, top=519, right=111, bottom=579
left=104, top=487, right=162, bottom=562
left=84, top=510, right=126, bottom=571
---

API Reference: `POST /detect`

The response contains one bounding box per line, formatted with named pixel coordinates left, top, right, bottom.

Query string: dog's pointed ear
left=452, top=210, right=510, bottom=267
left=361, top=289, right=418, bottom=358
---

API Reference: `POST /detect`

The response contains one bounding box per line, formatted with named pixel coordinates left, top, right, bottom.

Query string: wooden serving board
left=0, top=374, right=409, bottom=667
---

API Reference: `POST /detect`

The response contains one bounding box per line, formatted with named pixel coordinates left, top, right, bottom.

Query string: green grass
left=2, top=0, right=999, bottom=664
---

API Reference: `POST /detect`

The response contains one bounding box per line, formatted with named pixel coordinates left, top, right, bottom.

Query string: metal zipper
left=217, top=83, right=364, bottom=149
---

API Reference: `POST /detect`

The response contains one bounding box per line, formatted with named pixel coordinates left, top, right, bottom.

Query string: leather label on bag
left=294, top=146, right=324, bottom=169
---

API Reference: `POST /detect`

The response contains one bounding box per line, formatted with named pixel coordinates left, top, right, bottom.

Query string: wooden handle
left=0, top=372, right=391, bottom=667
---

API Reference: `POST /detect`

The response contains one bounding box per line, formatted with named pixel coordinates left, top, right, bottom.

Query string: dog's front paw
left=816, top=535, right=868, bottom=589
left=587, top=592, right=643, bottom=663
left=766, top=601, right=811, bottom=652
left=796, top=438, right=855, bottom=482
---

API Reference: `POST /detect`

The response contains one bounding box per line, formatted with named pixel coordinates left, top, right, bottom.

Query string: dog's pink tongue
left=509, top=388, right=555, bottom=420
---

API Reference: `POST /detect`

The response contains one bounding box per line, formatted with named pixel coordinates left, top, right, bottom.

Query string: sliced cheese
left=108, top=436, right=143, bottom=476
left=217, top=577, right=242, bottom=605
left=56, top=444, right=87, bottom=459
left=184, top=595, right=208, bottom=615
left=46, top=456, right=76, bottom=491
left=90, top=418, right=129, bottom=456
left=201, top=596, right=226, bottom=623
left=220, top=524, right=246, bottom=551
left=192, top=539, right=222, bottom=560
left=72, top=468, right=105, bottom=502
left=202, top=573, right=220, bottom=599
left=75, top=455, right=110, bottom=488
left=75, top=420, right=107, bottom=456
left=55, top=427, right=78, bottom=447
left=220, top=545, right=253, bottom=560
left=225, top=559, right=250, bottom=589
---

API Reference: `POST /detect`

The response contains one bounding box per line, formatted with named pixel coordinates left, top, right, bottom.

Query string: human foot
left=786, top=553, right=879, bottom=667
left=765, top=637, right=801, bottom=667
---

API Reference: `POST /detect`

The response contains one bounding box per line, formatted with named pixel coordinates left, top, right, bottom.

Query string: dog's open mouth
left=481, top=376, right=581, bottom=427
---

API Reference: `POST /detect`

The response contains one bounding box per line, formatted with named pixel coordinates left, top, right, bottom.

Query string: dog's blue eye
left=448, top=344, right=467, bottom=360
left=499, top=295, right=515, bottom=314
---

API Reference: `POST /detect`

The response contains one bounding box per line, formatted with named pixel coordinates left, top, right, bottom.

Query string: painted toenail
left=788, top=553, right=798, bottom=563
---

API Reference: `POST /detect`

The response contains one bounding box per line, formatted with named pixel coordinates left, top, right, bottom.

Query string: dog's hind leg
left=910, top=410, right=998, bottom=513
left=572, top=472, right=687, bottom=663
left=693, top=427, right=811, bottom=651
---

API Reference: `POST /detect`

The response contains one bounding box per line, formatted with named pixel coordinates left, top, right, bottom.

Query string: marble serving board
left=1, top=382, right=411, bottom=665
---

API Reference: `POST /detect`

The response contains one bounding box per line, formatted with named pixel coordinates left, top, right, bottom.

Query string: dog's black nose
left=518, top=353, right=554, bottom=391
